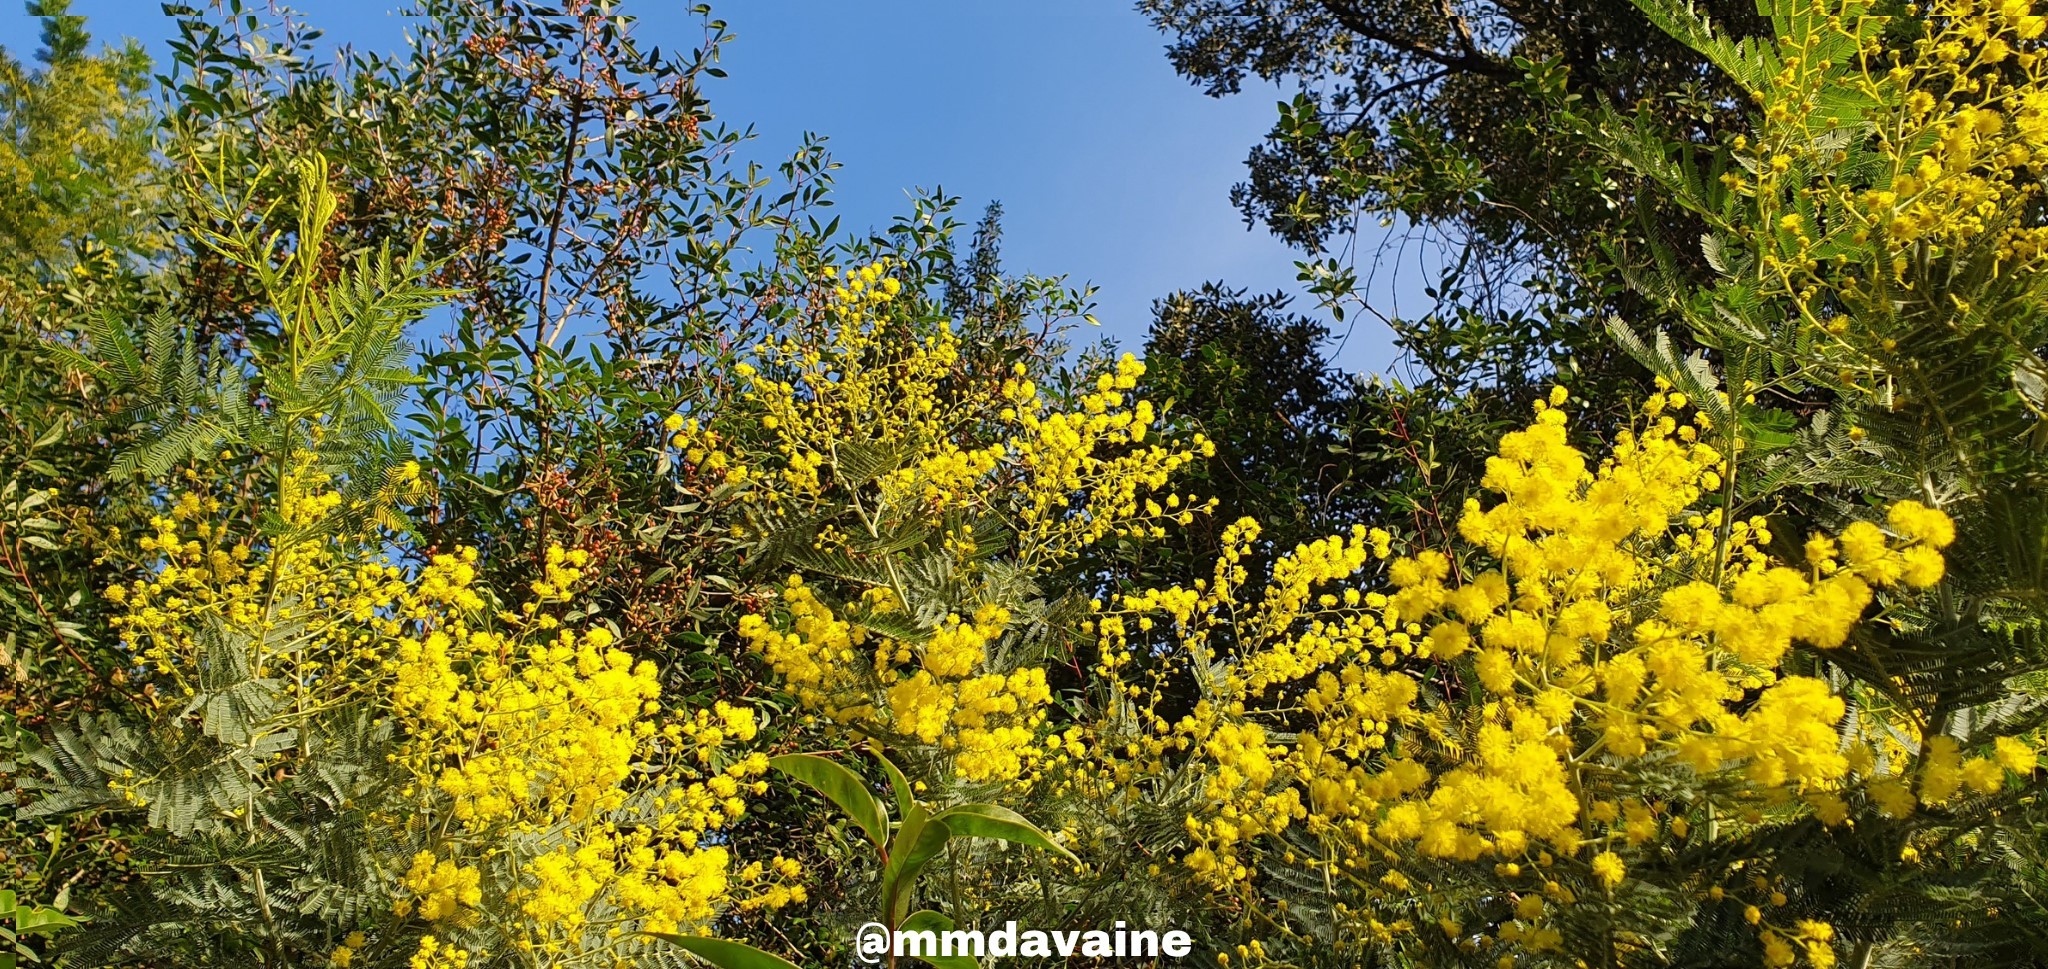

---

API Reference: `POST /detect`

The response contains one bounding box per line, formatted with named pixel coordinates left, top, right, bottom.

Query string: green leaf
left=932, top=803, right=1078, bottom=863
left=898, top=910, right=981, bottom=969
left=884, top=805, right=953, bottom=925
left=15, top=904, right=78, bottom=934
left=869, top=744, right=915, bottom=818
left=769, top=752, right=889, bottom=851
left=646, top=934, right=802, bottom=969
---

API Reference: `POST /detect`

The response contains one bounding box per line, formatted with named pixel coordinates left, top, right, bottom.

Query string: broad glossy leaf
left=647, top=934, right=802, bottom=969
left=933, top=804, right=1077, bottom=863
left=869, top=744, right=915, bottom=817
left=898, top=910, right=981, bottom=969
left=884, top=806, right=953, bottom=925
left=770, top=753, right=888, bottom=850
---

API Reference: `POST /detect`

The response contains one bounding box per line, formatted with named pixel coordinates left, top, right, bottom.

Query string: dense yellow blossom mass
left=1715, top=0, right=2048, bottom=396
left=719, top=260, right=1215, bottom=786
left=1061, top=386, right=2019, bottom=968
left=106, top=457, right=798, bottom=966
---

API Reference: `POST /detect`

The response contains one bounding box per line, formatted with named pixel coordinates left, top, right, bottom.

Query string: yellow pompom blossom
left=106, top=455, right=799, bottom=966
left=328, top=930, right=369, bottom=968
left=725, top=260, right=1215, bottom=786
left=664, top=414, right=746, bottom=487
left=1064, top=389, right=2005, bottom=968
left=396, top=851, right=482, bottom=921
left=406, top=935, right=471, bottom=969
left=1590, top=851, right=1627, bottom=891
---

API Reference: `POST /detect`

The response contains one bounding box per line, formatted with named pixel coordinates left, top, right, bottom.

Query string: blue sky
left=0, top=0, right=1409, bottom=371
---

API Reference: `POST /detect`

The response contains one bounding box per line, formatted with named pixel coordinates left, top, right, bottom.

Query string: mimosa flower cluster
left=740, top=583, right=1052, bottom=782
left=1743, top=0, right=2048, bottom=263
left=106, top=458, right=799, bottom=969
left=385, top=544, right=803, bottom=959
left=1066, top=387, right=2040, bottom=968
left=1716, top=0, right=2048, bottom=386
left=714, top=260, right=1216, bottom=786
left=729, top=261, right=1211, bottom=563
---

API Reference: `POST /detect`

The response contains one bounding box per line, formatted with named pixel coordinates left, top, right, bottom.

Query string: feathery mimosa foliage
left=26, top=158, right=801, bottom=969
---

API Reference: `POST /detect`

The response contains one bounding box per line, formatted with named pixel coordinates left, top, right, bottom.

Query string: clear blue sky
left=0, top=0, right=1409, bottom=372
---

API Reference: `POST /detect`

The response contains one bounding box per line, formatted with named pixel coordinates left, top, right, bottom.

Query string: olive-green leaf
left=933, top=803, right=1077, bottom=863
left=646, top=934, right=803, bottom=969
left=885, top=806, right=953, bottom=925
left=898, top=909, right=982, bottom=969
left=16, top=903, right=79, bottom=934
left=869, top=744, right=915, bottom=817
left=770, top=752, right=889, bottom=851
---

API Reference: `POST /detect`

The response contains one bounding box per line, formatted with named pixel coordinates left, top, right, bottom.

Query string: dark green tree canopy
left=1138, top=0, right=1770, bottom=262
left=1143, top=283, right=1366, bottom=543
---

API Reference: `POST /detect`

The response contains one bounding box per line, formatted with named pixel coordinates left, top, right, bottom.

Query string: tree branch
left=1318, top=0, right=1517, bottom=80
